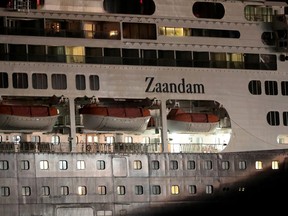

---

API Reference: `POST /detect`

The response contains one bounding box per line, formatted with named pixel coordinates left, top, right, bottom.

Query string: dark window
left=244, top=54, right=260, bottom=69
left=89, top=75, right=99, bottom=90
left=32, top=73, right=48, bottom=89
left=283, top=112, right=288, bottom=126
left=265, top=80, right=278, bottom=95
left=193, top=2, right=225, bottom=19
left=170, top=160, right=178, bottom=170
left=151, top=185, right=161, bottom=195
left=13, top=73, right=28, bottom=89
left=51, top=74, right=67, bottom=90
left=9, top=44, right=27, bottom=61
left=104, top=48, right=121, bottom=64
left=248, top=80, right=262, bottom=95
left=0, top=72, right=8, bottom=88
left=193, top=52, right=209, bottom=68
left=122, top=49, right=140, bottom=65
left=141, top=49, right=157, bottom=65
left=158, top=50, right=175, bottom=66
left=85, top=47, right=103, bottom=64
left=135, top=185, right=144, bottom=195
left=187, top=160, right=196, bottom=170
left=28, top=45, right=46, bottom=62
left=281, top=81, right=288, bottom=95
left=76, top=75, right=86, bottom=90
left=123, top=23, right=156, bottom=40
left=267, top=111, right=280, bottom=126
left=151, top=160, right=159, bottom=170
left=176, top=51, right=193, bottom=67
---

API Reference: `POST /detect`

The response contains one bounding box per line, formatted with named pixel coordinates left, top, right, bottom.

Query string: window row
left=249, top=80, right=288, bottom=95
left=0, top=44, right=277, bottom=71
left=267, top=111, right=288, bottom=126
left=0, top=72, right=99, bottom=90
left=0, top=159, right=279, bottom=171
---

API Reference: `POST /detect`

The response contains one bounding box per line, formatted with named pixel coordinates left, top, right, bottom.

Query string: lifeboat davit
left=167, top=108, right=220, bottom=133
left=0, top=104, right=58, bottom=132
left=80, top=105, right=151, bottom=132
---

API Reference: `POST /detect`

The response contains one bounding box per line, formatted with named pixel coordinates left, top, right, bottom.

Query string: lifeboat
left=0, top=104, right=58, bottom=132
left=79, top=104, right=151, bottom=132
left=167, top=108, right=220, bottom=133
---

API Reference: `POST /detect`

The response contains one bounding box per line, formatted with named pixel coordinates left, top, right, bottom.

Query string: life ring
left=86, top=144, right=91, bottom=152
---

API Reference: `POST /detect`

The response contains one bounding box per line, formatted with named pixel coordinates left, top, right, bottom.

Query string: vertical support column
left=160, top=100, right=169, bottom=153
left=68, top=97, right=76, bottom=152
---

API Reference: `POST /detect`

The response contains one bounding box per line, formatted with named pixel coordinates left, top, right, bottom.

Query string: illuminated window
left=22, top=186, right=31, bottom=196
left=117, top=186, right=125, bottom=195
left=255, top=161, right=263, bottom=170
left=59, top=160, right=68, bottom=170
left=97, top=160, right=105, bottom=170
left=40, top=160, right=49, bottom=170
left=1, top=187, right=10, bottom=197
left=98, top=186, right=107, bottom=195
left=0, top=160, right=9, bottom=170
left=272, top=161, right=279, bottom=170
left=133, top=160, right=142, bottom=170
left=41, top=186, right=50, bottom=196
left=96, top=210, right=113, bottom=216
left=171, top=185, right=179, bottom=195
left=124, top=136, right=133, bottom=143
left=78, top=186, right=87, bottom=195
left=77, top=160, right=85, bottom=170
left=206, top=185, right=213, bottom=194
left=51, top=135, right=60, bottom=145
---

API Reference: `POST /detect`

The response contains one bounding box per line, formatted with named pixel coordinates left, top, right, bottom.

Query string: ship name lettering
left=145, top=77, right=204, bottom=94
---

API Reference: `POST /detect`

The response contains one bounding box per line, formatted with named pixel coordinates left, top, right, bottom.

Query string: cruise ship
left=0, top=0, right=288, bottom=215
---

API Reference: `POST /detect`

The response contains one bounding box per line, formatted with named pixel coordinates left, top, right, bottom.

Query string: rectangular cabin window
left=176, top=51, right=193, bottom=67
left=255, top=161, right=263, bottom=170
left=12, top=73, right=28, bottom=89
left=170, top=160, right=178, bottom=170
left=65, top=46, right=85, bottom=63
left=117, top=186, right=126, bottom=195
left=9, top=44, right=27, bottom=61
left=204, top=160, right=213, bottom=170
left=133, top=160, right=142, bottom=170
left=103, top=48, right=121, bottom=64
left=265, top=80, right=278, bottom=95
left=51, top=74, right=67, bottom=90
left=89, top=75, right=99, bottom=90
left=28, top=45, right=46, bottom=62
left=158, top=50, right=175, bottom=66
left=187, top=160, right=196, bottom=170
left=141, top=49, right=157, bottom=66
left=41, top=186, right=50, bottom=196
left=151, top=160, right=160, bottom=170
left=59, top=160, right=68, bottom=170
left=193, top=52, right=210, bottom=68
left=281, top=81, right=288, bottom=96
left=272, top=161, right=279, bottom=170
left=123, top=23, right=156, bottom=40
left=76, top=74, right=86, bottom=90
left=47, top=46, right=65, bottom=62
left=78, top=186, right=87, bottom=195
left=151, top=185, right=161, bottom=195
left=188, top=185, right=197, bottom=194
left=85, top=47, right=103, bottom=64
left=206, top=185, right=213, bottom=194
left=0, top=44, right=7, bottom=60
left=32, top=73, right=48, bottom=89
left=122, top=49, right=140, bottom=65
left=0, top=72, right=8, bottom=88
left=171, top=185, right=180, bottom=195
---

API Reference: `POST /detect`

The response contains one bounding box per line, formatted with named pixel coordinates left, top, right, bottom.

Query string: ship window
left=103, top=48, right=121, bottom=64
left=97, top=160, right=106, bottom=170
left=22, top=186, right=31, bottom=196
left=193, top=52, right=210, bottom=68
left=158, top=50, right=175, bottom=66
left=151, top=185, right=161, bottom=195
left=171, top=185, right=179, bottom=195
left=9, top=44, right=27, bottom=61
left=28, top=45, right=46, bottom=62
left=103, top=0, right=155, bottom=15
left=12, top=135, right=21, bottom=144
left=151, top=160, right=160, bottom=170
left=117, top=186, right=126, bottom=195
left=1, top=187, right=10, bottom=197
left=267, top=111, right=280, bottom=126
left=76, top=74, right=86, bottom=90
left=188, top=185, right=197, bottom=194
left=60, top=186, right=69, bottom=196
left=176, top=51, right=193, bottom=67
left=52, top=74, right=67, bottom=90
left=123, top=23, right=156, bottom=40
left=260, top=54, right=277, bottom=70
left=12, top=73, right=28, bottom=89
left=170, top=160, right=178, bottom=170
left=89, top=75, right=99, bottom=90
left=40, top=160, right=49, bottom=170
left=122, top=49, right=140, bottom=65
left=135, top=185, right=143, bottom=195
left=97, top=210, right=113, bottom=216
left=283, top=112, right=288, bottom=126
left=41, top=186, right=50, bottom=196
left=0, top=72, right=8, bottom=88
left=125, top=136, right=133, bottom=143
left=78, top=186, right=87, bottom=195
left=205, top=185, right=213, bottom=194
left=204, top=160, right=213, bottom=170
left=221, top=161, right=230, bottom=170
left=193, top=2, right=224, bottom=19
left=248, top=80, right=262, bottom=95
left=66, top=46, right=85, bottom=63
left=133, top=160, right=142, bottom=170
left=255, top=161, right=263, bottom=170
left=31, top=135, right=40, bottom=143
left=281, top=81, right=288, bottom=96
left=141, top=49, right=157, bottom=65
left=227, top=53, right=244, bottom=69
left=272, top=161, right=279, bottom=170
left=85, top=47, right=103, bottom=64
left=0, top=160, right=9, bottom=170
left=51, top=135, right=60, bottom=145
left=98, top=186, right=107, bottom=195
left=244, top=6, right=273, bottom=22
left=77, top=160, right=86, bottom=170
left=262, top=32, right=275, bottom=46
left=21, top=160, right=30, bottom=170
left=238, top=161, right=247, bottom=170
left=47, top=46, right=65, bottom=62
left=265, top=80, right=278, bottom=95
left=210, top=52, right=227, bottom=68
left=187, top=160, right=196, bottom=170
left=142, top=136, right=150, bottom=144
left=32, top=73, right=48, bottom=89
left=244, top=54, right=260, bottom=69
left=105, top=136, right=115, bottom=144
left=59, top=160, right=68, bottom=170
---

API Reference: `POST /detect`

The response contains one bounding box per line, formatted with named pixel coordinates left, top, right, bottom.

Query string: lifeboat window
left=20, top=160, right=30, bottom=170
left=98, top=186, right=107, bottom=195
left=255, top=161, right=263, bottom=170
left=281, top=81, right=288, bottom=95
left=267, top=111, right=280, bottom=126
left=22, top=186, right=31, bottom=196
left=151, top=185, right=161, bottom=195
left=151, top=160, right=160, bottom=170
left=76, top=74, right=86, bottom=90
left=60, top=186, right=69, bottom=196
left=59, top=160, right=68, bottom=170
left=0, top=160, right=9, bottom=170
left=52, top=74, right=67, bottom=90
left=204, top=160, right=213, bottom=170
left=0, top=187, right=10, bottom=197
left=187, top=160, right=196, bottom=170
left=12, top=73, right=28, bottom=89
left=135, top=185, right=144, bottom=195
left=205, top=185, right=213, bottom=194
left=188, top=185, right=197, bottom=194
left=41, top=186, right=50, bottom=196
left=89, top=75, right=99, bottom=91
left=265, top=80, right=278, bottom=95
left=193, top=2, right=224, bottom=19
left=244, top=5, right=273, bottom=22
left=0, top=72, right=8, bottom=88
left=32, top=73, right=48, bottom=89
left=272, top=161, right=279, bottom=170
left=78, top=186, right=87, bottom=195
left=133, top=160, right=142, bottom=170
left=248, top=80, right=262, bottom=95
left=170, top=160, right=178, bottom=170
left=117, top=186, right=126, bottom=195
left=103, top=0, right=155, bottom=15
left=171, top=185, right=180, bottom=195
left=77, top=160, right=86, bottom=170
left=221, top=161, right=230, bottom=170
left=238, top=161, right=247, bottom=170
left=40, top=160, right=49, bottom=170
left=97, top=160, right=106, bottom=170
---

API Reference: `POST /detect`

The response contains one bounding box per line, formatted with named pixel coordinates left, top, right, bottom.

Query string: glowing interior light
left=109, top=31, right=118, bottom=36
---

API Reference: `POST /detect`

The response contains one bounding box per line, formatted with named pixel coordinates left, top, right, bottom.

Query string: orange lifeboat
left=167, top=108, right=220, bottom=133
left=0, top=104, right=58, bottom=132
left=79, top=104, right=151, bottom=132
